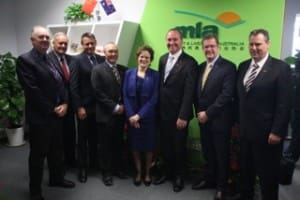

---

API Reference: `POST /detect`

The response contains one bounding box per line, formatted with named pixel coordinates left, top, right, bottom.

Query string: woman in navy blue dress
left=123, top=45, right=159, bottom=186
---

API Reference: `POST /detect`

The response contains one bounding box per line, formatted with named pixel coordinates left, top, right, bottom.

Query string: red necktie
left=60, top=57, right=70, bottom=81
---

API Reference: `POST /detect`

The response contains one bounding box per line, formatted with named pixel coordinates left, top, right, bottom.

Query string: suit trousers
left=62, top=107, right=76, bottom=166
left=160, top=119, right=188, bottom=177
left=240, top=138, right=281, bottom=200
left=288, top=110, right=300, bottom=161
left=77, top=113, right=98, bottom=169
left=97, top=115, right=125, bottom=174
left=200, top=123, right=230, bottom=190
left=28, top=116, right=64, bottom=196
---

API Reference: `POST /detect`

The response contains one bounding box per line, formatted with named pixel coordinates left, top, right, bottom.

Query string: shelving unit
left=48, top=20, right=139, bottom=65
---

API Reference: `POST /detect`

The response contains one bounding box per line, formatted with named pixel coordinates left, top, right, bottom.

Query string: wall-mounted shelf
left=48, top=20, right=139, bottom=65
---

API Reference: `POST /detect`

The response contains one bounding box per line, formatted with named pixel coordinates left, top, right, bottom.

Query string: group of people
left=16, top=25, right=292, bottom=200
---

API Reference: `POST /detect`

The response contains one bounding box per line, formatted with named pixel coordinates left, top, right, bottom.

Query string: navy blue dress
left=128, top=76, right=157, bottom=151
left=123, top=68, right=159, bottom=152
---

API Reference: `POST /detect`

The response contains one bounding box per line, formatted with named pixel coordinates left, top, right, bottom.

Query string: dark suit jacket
left=48, top=51, right=73, bottom=84
left=159, top=51, right=198, bottom=121
left=91, top=61, right=127, bottom=123
left=195, top=56, right=236, bottom=132
left=70, top=52, right=105, bottom=114
left=123, top=67, right=159, bottom=120
left=16, top=48, right=67, bottom=125
left=237, top=55, right=292, bottom=142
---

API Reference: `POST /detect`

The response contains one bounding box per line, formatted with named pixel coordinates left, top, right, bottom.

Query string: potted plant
left=0, top=52, right=25, bottom=146
left=64, top=3, right=93, bottom=23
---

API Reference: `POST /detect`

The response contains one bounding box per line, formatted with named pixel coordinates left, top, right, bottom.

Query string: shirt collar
left=251, top=53, right=269, bottom=68
left=168, top=49, right=182, bottom=60
left=207, top=54, right=220, bottom=67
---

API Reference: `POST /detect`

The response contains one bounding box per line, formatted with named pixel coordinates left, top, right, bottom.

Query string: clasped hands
left=129, top=114, right=140, bottom=128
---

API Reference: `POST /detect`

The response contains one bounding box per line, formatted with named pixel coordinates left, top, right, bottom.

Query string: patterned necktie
left=245, top=64, right=259, bottom=92
left=112, top=65, right=121, bottom=84
left=90, top=55, right=97, bottom=65
left=164, top=56, right=175, bottom=81
left=60, top=57, right=70, bottom=81
left=201, top=64, right=212, bottom=89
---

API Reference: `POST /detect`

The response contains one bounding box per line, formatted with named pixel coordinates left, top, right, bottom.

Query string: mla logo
left=174, top=10, right=246, bottom=52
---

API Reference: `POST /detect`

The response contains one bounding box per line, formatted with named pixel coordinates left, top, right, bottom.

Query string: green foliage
left=0, top=53, right=25, bottom=128
left=64, top=3, right=93, bottom=23
left=285, top=50, right=300, bottom=64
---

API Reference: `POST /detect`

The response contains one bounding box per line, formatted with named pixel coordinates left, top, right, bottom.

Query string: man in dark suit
left=154, top=28, right=198, bottom=192
left=70, top=32, right=105, bottom=183
left=48, top=32, right=76, bottom=169
left=236, top=29, right=292, bottom=200
left=16, top=26, right=75, bottom=200
left=285, top=60, right=300, bottom=161
left=193, top=34, right=236, bottom=200
left=91, top=42, right=127, bottom=186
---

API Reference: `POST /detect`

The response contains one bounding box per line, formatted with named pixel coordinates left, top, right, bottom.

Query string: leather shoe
left=214, top=190, right=224, bottom=200
left=191, top=180, right=215, bottom=190
left=153, top=175, right=167, bottom=185
left=144, top=178, right=152, bottom=186
left=103, top=174, right=113, bottom=186
left=78, top=169, right=87, bottom=183
left=49, top=179, right=75, bottom=188
left=30, top=194, right=44, bottom=200
left=133, top=177, right=142, bottom=186
left=173, top=177, right=184, bottom=192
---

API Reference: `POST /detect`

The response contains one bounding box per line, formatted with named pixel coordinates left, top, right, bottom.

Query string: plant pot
left=5, top=127, right=25, bottom=147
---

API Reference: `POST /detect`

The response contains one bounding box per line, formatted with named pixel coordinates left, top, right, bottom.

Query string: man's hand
left=197, top=111, right=208, bottom=124
left=268, top=133, right=282, bottom=145
left=77, top=107, right=87, bottom=120
left=54, top=103, right=68, bottom=117
left=176, top=118, right=187, bottom=130
left=117, top=105, right=124, bottom=115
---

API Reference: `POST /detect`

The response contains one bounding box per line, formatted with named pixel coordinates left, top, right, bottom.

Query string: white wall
left=281, top=0, right=300, bottom=59
left=11, top=0, right=147, bottom=55
left=0, top=0, right=18, bottom=56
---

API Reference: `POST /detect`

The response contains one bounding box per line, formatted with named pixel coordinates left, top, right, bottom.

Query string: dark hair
left=167, top=28, right=183, bottom=40
left=81, top=32, right=96, bottom=44
left=136, top=45, right=154, bottom=61
left=201, top=33, right=219, bottom=46
left=249, top=29, right=270, bottom=42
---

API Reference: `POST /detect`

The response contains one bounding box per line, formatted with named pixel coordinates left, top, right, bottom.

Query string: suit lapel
left=250, top=56, right=272, bottom=90
left=165, top=53, right=185, bottom=83
left=31, top=50, right=57, bottom=82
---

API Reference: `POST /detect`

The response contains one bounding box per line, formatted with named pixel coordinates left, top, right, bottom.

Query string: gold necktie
left=201, top=64, right=212, bottom=89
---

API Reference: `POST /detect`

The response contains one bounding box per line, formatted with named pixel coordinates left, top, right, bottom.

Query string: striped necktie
left=245, top=64, right=259, bottom=92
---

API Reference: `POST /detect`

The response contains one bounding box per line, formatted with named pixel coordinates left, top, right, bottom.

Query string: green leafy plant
left=0, top=52, right=25, bottom=128
left=64, top=3, right=93, bottom=23
left=284, top=50, right=300, bottom=65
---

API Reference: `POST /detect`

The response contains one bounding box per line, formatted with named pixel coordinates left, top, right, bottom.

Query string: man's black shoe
left=78, top=169, right=87, bottom=183
left=191, top=180, right=215, bottom=190
left=103, top=174, right=113, bottom=186
left=49, top=179, right=75, bottom=188
left=153, top=175, right=167, bottom=185
left=172, top=176, right=184, bottom=192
